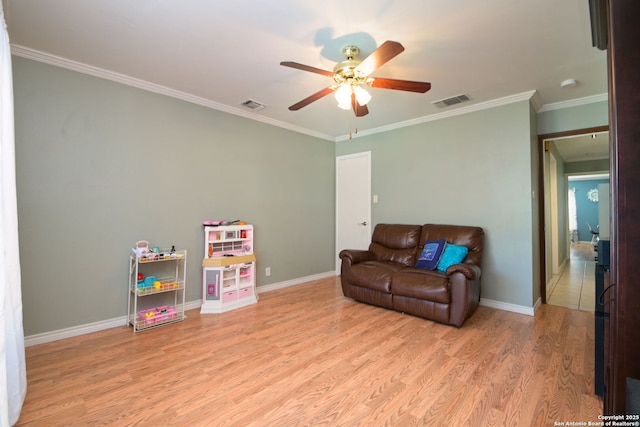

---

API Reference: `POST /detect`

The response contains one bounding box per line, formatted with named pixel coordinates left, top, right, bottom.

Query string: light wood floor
left=17, top=277, right=602, bottom=426
left=548, top=243, right=597, bottom=312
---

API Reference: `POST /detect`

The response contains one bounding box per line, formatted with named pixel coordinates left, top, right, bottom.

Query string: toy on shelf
left=133, top=240, right=150, bottom=257
left=143, top=276, right=158, bottom=287
left=135, top=273, right=181, bottom=295
left=138, top=306, right=178, bottom=326
left=133, top=240, right=182, bottom=262
left=202, top=219, right=247, bottom=227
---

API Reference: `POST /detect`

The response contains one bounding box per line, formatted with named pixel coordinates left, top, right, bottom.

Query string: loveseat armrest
left=448, top=271, right=481, bottom=327
left=445, top=263, right=481, bottom=280
left=339, top=249, right=375, bottom=264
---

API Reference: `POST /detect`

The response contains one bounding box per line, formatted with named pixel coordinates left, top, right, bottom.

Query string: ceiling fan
left=280, top=40, right=431, bottom=117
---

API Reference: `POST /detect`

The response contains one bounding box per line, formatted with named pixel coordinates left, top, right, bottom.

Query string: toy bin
left=138, top=306, right=178, bottom=326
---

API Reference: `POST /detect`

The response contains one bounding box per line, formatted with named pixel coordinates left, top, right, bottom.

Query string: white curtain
left=568, top=188, right=578, bottom=243
left=0, top=4, right=27, bottom=426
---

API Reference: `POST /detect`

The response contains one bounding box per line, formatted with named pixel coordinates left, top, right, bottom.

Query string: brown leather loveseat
left=339, top=223, right=484, bottom=327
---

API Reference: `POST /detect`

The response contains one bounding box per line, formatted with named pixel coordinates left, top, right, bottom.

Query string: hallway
left=547, top=243, right=596, bottom=312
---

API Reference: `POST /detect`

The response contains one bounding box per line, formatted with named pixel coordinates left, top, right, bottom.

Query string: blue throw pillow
left=436, top=244, right=469, bottom=272
left=415, top=239, right=447, bottom=270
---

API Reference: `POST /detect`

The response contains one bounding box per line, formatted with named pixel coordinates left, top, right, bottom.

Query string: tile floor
left=547, top=243, right=596, bottom=312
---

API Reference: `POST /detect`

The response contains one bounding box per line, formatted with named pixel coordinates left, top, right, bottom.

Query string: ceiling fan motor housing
left=333, top=60, right=365, bottom=85
left=341, top=45, right=360, bottom=59
left=333, top=45, right=367, bottom=86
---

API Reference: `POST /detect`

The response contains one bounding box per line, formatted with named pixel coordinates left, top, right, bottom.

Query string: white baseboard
left=24, top=300, right=203, bottom=347
left=547, top=256, right=571, bottom=301
left=257, top=271, right=337, bottom=293
left=25, top=317, right=128, bottom=347
left=547, top=277, right=558, bottom=300
left=480, top=298, right=536, bottom=316
left=533, top=297, right=542, bottom=313
left=559, top=258, right=568, bottom=275
left=24, top=273, right=336, bottom=347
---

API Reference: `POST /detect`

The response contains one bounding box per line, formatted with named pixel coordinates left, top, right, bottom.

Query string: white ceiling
left=2, top=0, right=608, bottom=141
left=550, top=131, right=609, bottom=163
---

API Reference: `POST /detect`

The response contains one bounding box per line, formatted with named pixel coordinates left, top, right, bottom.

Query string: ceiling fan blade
left=288, top=86, right=336, bottom=111
left=280, top=61, right=334, bottom=77
left=351, top=92, right=369, bottom=117
left=368, top=77, right=432, bottom=93
left=355, top=40, right=405, bottom=76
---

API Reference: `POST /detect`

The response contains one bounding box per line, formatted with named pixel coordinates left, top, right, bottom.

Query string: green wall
left=537, top=100, right=608, bottom=134
left=336, top=100, right=538, bottom=308
left=13, top=54, right=609, bottom=336
left=529, top=104, right=542, bottom=306
left=13, top=57, right=336, bottom=336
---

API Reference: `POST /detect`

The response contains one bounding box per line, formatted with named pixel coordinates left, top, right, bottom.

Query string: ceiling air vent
left=240, top=99, right=267, bottom=111
left=432, top=94, right=470, bottom=108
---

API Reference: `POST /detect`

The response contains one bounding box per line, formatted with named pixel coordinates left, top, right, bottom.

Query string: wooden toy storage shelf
left=128, top=249, right=187, bottom=332
left=201, top=224, right=257, bottom=314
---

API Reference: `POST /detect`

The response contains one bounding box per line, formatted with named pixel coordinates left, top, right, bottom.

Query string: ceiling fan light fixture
left=335, top=84, right=371, bottom=109
left=335, top=84, right=352, bottom=109
left=353, top=85, right=371, bottom=106
left=337, top=100, right=352, bottom=110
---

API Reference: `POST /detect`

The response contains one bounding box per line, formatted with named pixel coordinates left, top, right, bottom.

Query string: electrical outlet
left=265, top=267, right=271, bottom=277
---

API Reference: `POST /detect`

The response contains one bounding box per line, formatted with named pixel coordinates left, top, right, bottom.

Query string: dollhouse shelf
left=201, top=224, right=257, bottom=314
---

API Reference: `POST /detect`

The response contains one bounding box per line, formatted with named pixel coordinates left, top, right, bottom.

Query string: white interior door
left=336, top=152, right=371, bottom=272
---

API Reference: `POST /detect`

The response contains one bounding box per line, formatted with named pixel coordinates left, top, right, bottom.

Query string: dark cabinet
left=595, top=240, right=609, bottom=398
left=604, top=0, right=640, bottom=414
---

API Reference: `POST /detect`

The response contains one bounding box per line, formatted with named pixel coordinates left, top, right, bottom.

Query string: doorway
left=547, top=173, right=609, bottom=310
left=538, top=126, right=609, bottom=309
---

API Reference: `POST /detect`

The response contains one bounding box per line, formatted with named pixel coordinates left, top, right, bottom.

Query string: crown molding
left=336, top=90, right=537, bottom=141
left=529, top=90, right=543, bottom=112
left=10, top=44, right=335, bottom=142
left=537, top=93, right=608, bottom=112
left=336, top=91, right=609, bottom=141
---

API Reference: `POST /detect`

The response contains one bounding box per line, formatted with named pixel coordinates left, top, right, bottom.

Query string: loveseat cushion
left=369, top=224, right=422, bottom=266
left=391, top=268, right=450, bottom=304
left=420, top=224, right=484, bottom=266
left=349, top=261, right=405, bottom=293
